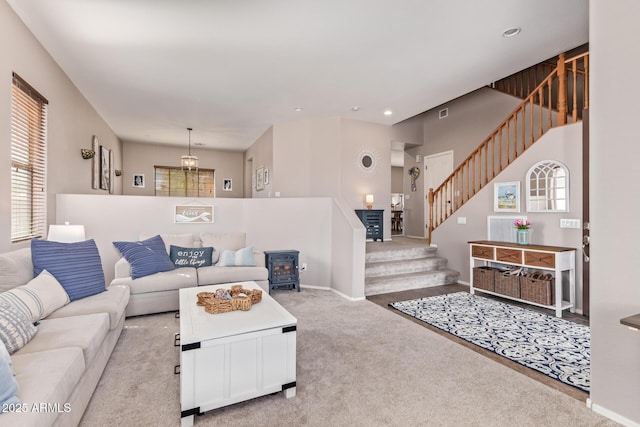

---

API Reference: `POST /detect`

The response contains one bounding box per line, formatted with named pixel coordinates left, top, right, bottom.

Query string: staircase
left=364, top=238, right=459, bottom=296
left=428, top=49, right=589, bottom=241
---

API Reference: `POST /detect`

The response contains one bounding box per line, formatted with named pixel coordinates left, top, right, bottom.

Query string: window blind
left=11, top=73, right=48, bottom=242
left=154, top=166, right=214, bottom=197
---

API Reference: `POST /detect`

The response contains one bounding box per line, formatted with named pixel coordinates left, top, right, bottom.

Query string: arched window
left=526, top=160, right=569, bottom=212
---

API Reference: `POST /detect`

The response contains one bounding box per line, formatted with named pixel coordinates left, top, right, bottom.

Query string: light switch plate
left=457, top=217, right=466, bottom=224
left=560, top=219, right=581, bottom=229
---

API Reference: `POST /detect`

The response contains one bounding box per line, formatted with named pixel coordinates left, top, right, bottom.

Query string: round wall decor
left=358, top=149, right=377, bottom=174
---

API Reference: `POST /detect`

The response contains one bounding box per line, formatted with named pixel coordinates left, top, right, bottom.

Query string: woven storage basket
left=197, top=285, right=263, bottom=314
left=520, top=274, right=554, bottom=305
left=494, top=272, right=521, bottom=298
left=473, top=266, right=495, bottom=292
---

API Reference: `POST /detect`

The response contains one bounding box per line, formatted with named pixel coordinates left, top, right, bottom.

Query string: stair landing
left=365, top=237, right=459, bottom=296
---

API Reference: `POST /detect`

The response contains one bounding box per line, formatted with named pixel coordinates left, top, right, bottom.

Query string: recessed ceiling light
left=351, top=106, right=360, bottom=111
left=383, top=109, right=393, bottom=116
left=502, top=27, right=521, bottom=38
left=294, top=107, right=303, bottom=112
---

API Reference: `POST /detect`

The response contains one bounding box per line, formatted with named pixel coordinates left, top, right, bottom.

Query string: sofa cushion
left=0, top=340, right=19, bottom=406
left=197, top=266, right=268, bottom=286
left=216, top=246, right=256, bottom=267
left=170, top=246, right=213, bottom=268
left=31, top=239, right=106, bottom=301
left=112, top=268, right=197, bottom=295
left=46, top=284, right=130, bottom=331
left=0, top=300, right=37, bottom=355
left=113, top=235, right=176, bottom=279
left=0, top=270, right=70, bottom=323
left=200, top=232, right=246, bottom=263
left=139, top=233, right=196, bottom=252
left=9, top=347, right=84, bottom=426
left=0, top=248, right=34, bottom=292
left=15, top=313, right=109, bottom=368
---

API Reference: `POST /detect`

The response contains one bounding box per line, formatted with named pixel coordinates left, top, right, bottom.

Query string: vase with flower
left=514, top=219, right=531, bottom=245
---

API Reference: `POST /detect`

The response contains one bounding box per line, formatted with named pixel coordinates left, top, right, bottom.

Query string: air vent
left=439, top=108, right=448, bottom=119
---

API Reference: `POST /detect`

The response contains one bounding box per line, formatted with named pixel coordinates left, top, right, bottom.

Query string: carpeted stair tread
left=365, top=245, right=438, bottom=263
left=365, top=269, right=460, bottom=296
left=365, top=257, right=448, bottom=278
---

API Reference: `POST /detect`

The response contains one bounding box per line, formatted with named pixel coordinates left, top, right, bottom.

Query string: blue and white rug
left=389, top=292, right=590, bottom=392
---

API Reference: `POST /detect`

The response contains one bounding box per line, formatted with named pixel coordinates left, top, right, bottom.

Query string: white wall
left=0, top=1, right=122, bottom=253
left=589, top=0, right=640, bottom=424
left=432, top=124, right=584, bottom=310
left=55, top=194, right=365, bottom=299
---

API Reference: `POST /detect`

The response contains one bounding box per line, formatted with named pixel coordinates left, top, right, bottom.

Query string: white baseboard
left=299, top=285, right=365, bottom=301
left=588, top=399, right=640, bottom=427
left=331, top=287, right=366, bottom=301
left=458, top=280, right=470, bottom=286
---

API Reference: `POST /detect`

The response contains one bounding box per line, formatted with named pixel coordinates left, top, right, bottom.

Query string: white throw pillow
left=0, top=269, right=70, bottom=323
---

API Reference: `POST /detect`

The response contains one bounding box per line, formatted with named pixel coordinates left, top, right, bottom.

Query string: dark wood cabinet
left=265, top=250, right=300, bottom=293
left=355, top=209, right=384, bottom=241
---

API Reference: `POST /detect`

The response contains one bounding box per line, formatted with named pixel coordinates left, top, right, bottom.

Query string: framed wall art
left=223, top=179, right=232, bottom=191
left=100, top=145, right=111, bottom=191
left=92, top=135, right=100, bottom=189
left=174, top=205, right=214, bottom=223
left=256, top=166, right=265, bottom=191
left=494, top=181, right=520, bottom=212
left=133, top=174, right=145, bottom=188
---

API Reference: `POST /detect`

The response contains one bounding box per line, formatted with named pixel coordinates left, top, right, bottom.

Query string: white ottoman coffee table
left=178, top=281, right=297, bottom=426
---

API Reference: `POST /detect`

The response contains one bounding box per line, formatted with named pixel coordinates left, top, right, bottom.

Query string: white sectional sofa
left=111, top=232, right=268, bottom=317
left=0, top=247, right=130, bottom=427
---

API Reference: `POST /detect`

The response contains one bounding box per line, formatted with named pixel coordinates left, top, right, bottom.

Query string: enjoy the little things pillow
left=169, top=246, right=213, bottom=268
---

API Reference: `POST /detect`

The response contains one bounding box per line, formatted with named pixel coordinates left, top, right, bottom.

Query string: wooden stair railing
left=427, top=52, right=589, bottom=242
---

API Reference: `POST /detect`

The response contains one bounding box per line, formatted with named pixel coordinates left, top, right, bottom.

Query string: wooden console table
left=620, top=314, right=640, bottom=330
left=469, top=240, right=576, bottom=318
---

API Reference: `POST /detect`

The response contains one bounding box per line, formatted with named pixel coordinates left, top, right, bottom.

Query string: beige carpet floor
left=80, top=289, right=617, bottom=427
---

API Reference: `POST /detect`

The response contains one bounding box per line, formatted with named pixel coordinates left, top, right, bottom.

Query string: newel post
left=557, top=53, right=567, bottom=126
left=427, top=188, right=434, bottom=243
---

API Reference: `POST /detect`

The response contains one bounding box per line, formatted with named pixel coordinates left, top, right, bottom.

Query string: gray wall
left=404, top=88, right=522, bottom=238
left=432, top=124, right=584, bottom=310
left=122, top=141, right=244, bottom=198
left=589, top=0, right=640, bottom=423
left=0, top=2, right=122, bottom=253
left=244, top=126, right=274, bottom=198
left=251, top=117, right=393, bottom=240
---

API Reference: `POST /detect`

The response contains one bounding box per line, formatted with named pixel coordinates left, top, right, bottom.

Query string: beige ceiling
left=7, top=0, right=588, bottom=151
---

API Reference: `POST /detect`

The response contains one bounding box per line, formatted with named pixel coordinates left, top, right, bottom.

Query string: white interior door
left=424, top=151, right=454, bottom=235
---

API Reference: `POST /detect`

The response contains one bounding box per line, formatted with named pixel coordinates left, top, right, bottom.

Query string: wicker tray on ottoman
left=473, top=266, right=496, bottom=292
left=520, top=273, right=555, bottom=305
left=197, top=285, right=263, bottom=314
left=494, top=271, right=521, bottom=298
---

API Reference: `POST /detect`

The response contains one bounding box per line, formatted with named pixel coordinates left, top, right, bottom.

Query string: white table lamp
left=365, top=194, right=374, bottom=209
left=47, top=223, right=86, bottom=243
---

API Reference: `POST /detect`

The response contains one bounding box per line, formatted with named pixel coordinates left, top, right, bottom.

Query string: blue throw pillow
left=216, top=246, right=256, bottom=267
left=169, top=246, right=213, bottom=268
left=0, top=340, right=20, bottom=406
left=113, top=235, right=176, bottom=279
left=31, top=239, right=106, bottom=301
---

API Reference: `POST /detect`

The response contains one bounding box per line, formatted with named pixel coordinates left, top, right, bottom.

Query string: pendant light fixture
left=181, top=127, right=198, bottom=171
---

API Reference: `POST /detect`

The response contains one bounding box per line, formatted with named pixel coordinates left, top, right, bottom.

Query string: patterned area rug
left=390, top=292, right=590, bottom=392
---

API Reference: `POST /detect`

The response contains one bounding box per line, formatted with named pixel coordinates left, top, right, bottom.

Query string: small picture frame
left=133, top=174, right=145, bottom=188
left=264, top=169, right=269, bottom=185
left=494, top=181, right=520, bottom=212
left=256, top=166, right=265, bottom=191
left=223, top=179, right=232, bottom=191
